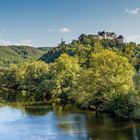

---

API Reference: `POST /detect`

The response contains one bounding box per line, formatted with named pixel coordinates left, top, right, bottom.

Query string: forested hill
left=0, top=45, right=50, bottom=66
left=38, top=47, right=54, bottom=52
left=39, top=34, right=140, bottom=71
left=1, top=34, right=140, bottom=118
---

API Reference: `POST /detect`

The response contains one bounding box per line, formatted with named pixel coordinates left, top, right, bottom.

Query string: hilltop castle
left=94, top=31, right=124, bottom=43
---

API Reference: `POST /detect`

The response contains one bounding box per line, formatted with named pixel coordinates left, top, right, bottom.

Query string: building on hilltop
left=94, top=30, right=124, bottom=43
left=98, top=31, right=117, bottom=40
left=77, top=31, right=124, bottom=44
left=117, top=35, right=124, bottom=44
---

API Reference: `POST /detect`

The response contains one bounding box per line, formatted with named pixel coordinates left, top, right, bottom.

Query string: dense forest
left=1, top=34, right=140, bottom=118
left=0, top=45, right=50, bottom=67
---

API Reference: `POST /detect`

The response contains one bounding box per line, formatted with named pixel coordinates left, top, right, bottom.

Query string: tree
left=73, top=50, right=135, bottom=109
left=0, top=64, right=18, bottom=89
left=122, top=43, right=140, bottom=71
left=22, top=61, right=49, bottom=101
left=49, top=54, right=80, bottom=100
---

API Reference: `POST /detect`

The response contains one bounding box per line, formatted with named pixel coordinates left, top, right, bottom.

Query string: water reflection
left=58, top=113, right=89, bottom=139
left=0, top=105, right=140, bottom=140
left=22, top=106, right=52, bottom=116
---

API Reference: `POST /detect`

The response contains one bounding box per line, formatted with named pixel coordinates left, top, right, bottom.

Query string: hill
left=38, top=47, right=54, bottom=52
left=0, top=45, right=50, bottom=66
left=39, top=34, right=140, bottom=71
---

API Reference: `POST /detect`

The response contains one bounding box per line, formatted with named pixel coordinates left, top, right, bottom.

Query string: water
left=0, top=105, right=140, bottom=140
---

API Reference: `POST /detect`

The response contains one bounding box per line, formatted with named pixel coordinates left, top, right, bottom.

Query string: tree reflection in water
left=0, top=104, right=140, bottom=140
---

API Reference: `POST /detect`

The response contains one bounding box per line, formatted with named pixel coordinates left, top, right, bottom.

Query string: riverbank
left=1, top=99, right=140, bottom=122
left=1, top=87, right=140, bottom=121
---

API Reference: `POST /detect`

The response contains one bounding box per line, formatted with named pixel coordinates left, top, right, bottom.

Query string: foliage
left=0, top=45, right=48, bottom=67
left=48, top=54, right=80, bottom=99
left=1, top=34, right=140, bottom=118
left=39, top=34, right=140, bottom=71
left=71, top=50, right=135, bottom=109
left=107, top=93, right=140, bottom=117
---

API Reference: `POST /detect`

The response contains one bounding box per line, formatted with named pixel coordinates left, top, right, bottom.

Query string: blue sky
left=0, top=0, right=140, bottom=47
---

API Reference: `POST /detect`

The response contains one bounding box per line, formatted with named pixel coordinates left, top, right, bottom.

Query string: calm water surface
left=0, top=105, right=140, bottom=140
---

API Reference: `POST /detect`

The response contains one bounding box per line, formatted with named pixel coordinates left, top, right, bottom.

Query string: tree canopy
left=1, top=34, right=140, bottom=118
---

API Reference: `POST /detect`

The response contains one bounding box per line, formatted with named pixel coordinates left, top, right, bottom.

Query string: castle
left=94, top=31, right=124, bottom=43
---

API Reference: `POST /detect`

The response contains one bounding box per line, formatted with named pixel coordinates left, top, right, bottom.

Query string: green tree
left=23, top=61, right=49, bottom=100
left=49, top=54, right=80, bottom=100
left=73, top=50, right=135, bottom=109
left=0, top=64, right=18, bottom=89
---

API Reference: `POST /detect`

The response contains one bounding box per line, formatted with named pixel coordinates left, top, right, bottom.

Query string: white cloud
left=126, top=35, right=140, bottom=43
left=47, top=27, right=71, bottom=33
left=0, top=28, right=33, bottom=46
left=0, top=39, right=33, bottom=46
left=19, top=40, right=33, bottom=46
left=126, top=8, right=140, bottom=14
left=0, top=39, right=11, bottom=45
left=60, top=27, right=71, bottom=33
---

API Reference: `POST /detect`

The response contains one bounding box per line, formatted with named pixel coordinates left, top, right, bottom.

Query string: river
left=0, top=105, right=140, bottom=140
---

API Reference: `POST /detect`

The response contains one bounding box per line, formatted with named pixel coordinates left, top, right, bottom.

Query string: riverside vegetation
left=1, top=34, right=140, bottom=118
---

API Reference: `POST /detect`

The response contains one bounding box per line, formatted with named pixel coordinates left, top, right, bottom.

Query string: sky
left=0, top=0, right=140, bottom=47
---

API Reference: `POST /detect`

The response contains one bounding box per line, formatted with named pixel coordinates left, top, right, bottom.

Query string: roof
left=98, top=31, right=117, bottom=37
left=98, top=31, right=105, bottom=36
left=117, top=35, right=124, bottom=39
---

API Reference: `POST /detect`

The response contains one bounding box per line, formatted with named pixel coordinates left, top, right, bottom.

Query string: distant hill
left=39, top=33, right=140, bottom=71
left=0, top=45, right=51, bottom=66
left=38, top=47, right=54, bottom=52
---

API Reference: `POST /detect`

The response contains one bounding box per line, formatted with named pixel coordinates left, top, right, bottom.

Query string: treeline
left=40, top=34, right=140, bottom=71
left=0, top=45, right=48, bottom=67
left=1, top=34, right=140, bottom=118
